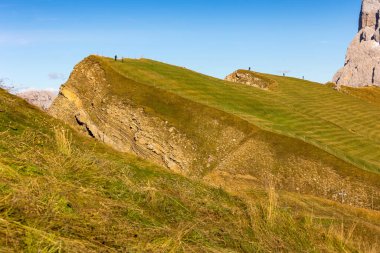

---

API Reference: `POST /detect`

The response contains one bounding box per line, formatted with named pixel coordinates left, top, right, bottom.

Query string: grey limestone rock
left=333, top=0, right=380, bottom=87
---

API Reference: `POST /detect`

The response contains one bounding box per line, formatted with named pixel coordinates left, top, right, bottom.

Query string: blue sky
left=0, top=0, right=361, bottom=90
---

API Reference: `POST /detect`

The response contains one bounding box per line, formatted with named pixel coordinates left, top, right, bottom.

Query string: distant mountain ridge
left=16, top=89, right=57, bottom=110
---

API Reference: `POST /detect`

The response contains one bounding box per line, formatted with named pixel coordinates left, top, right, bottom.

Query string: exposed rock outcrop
left=333, top=0, right=380, bottom=87
left=17, top=90, right=57, bottom=110
left=225, top=70, right=275, bottom=90
left=48, top=57, right=195, bottom=172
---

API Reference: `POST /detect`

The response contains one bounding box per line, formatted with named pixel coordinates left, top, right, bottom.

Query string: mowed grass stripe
left=272, top=78, right=380, bottom=140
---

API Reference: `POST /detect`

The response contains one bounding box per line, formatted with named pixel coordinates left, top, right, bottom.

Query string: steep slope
left=1, top=88, right=380, bottom=252
left=49, top=56, right=380, bottom=211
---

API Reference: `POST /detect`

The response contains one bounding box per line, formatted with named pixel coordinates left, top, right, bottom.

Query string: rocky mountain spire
left=333, top=0, right=380, bottom=87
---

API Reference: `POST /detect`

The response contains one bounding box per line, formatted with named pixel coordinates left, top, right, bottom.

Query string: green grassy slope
left=101, top=57, right=380, bottom=174
left=1, top=86, right=380, bottom=251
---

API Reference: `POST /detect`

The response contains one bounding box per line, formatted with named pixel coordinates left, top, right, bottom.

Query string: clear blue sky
left=0, top=0, right=361, bottom=90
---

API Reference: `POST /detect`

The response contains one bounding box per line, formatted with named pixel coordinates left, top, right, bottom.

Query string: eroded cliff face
left=49, top=56, right=379, bottom=209
left=49, top=57, right=195, bottom=172
left=333, top=0, right=380, bottom=87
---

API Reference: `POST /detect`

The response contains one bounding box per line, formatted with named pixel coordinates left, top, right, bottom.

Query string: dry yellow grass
left=54, top=127, right=72, bottom=156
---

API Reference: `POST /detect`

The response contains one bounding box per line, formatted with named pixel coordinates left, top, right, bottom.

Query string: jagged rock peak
left=333, top=0, right=380, bottom=87
left=359, top=0, right=380, bottom=30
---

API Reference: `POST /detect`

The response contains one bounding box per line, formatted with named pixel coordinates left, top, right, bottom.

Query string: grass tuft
left=266, top=176, right=278, bottom=224
left=53, top=127, right=72, bottom=156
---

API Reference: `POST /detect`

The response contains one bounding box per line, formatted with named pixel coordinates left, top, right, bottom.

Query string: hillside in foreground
left=1, top=76, right=380, bottom=251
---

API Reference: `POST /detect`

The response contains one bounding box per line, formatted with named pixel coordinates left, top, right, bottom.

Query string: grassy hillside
left=49, top=56, right=380, bottom=210
left=1, top=85, right=380, bottom=251
left=101, top=57, right=380, bottom=175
